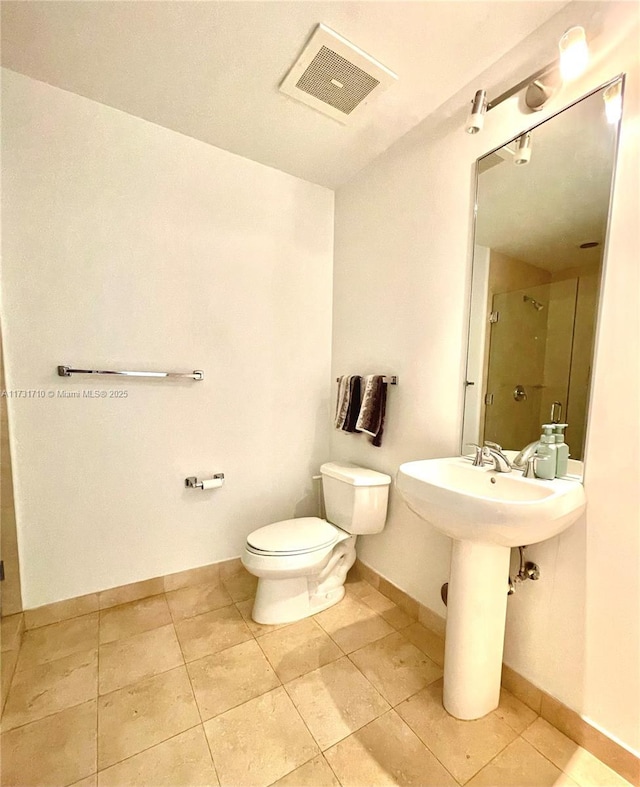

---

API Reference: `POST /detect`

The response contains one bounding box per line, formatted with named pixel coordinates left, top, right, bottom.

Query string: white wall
left=1, top=69, right=334, bottom=609
left=331, top=3, right=639, bottom=754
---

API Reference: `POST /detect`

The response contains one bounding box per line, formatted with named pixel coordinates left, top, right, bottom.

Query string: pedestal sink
left=397, top=457, right=586, bottom=721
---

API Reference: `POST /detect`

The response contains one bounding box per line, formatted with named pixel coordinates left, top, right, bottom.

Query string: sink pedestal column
left=443, top=540, right=510, bottom=720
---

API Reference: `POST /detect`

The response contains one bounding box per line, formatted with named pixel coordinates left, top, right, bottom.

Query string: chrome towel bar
left=336, top=375, right=398, bottom=385
left=57, top=366, right=204, bottom=381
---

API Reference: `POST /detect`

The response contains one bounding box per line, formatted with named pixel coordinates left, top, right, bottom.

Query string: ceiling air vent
left=279, top=24, right=398, bottom=124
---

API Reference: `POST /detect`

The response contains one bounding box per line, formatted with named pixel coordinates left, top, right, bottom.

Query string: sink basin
left=396, top=456, right=586, bottom=722
left=397, top=457, right=586, bottom=547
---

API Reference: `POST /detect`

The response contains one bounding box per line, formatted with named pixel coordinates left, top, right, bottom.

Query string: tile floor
left=0, top=568, right=632, bottom=787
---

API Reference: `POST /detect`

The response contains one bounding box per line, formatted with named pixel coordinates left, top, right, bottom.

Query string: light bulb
left=559, top=26, right=589, bottom=81
left=514, top=133, right=532, bottom=166
left=466, top=90, right=487, bottom=134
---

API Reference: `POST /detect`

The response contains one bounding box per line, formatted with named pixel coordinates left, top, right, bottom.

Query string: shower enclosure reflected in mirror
left=462, top=78, right=624, bottom=474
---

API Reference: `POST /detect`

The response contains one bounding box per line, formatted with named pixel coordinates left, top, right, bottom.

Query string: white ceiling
left=0, top=1, right=568, bottom=188
left=475, top=84, right=618, bottom=272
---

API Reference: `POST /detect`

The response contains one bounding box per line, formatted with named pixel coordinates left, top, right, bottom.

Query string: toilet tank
left=320, top=462, right=391, bottom=534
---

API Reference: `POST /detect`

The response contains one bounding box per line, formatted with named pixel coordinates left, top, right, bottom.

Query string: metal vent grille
left=279, top=24, right=397, bottom=124
left=295, top=45, right=380, bottom=115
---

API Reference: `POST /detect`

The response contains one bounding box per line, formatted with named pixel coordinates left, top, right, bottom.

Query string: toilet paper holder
left=185, top=473, right=225, bottom=490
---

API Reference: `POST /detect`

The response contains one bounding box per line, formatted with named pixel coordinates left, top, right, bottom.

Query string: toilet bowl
left=242, top=462, right=391, bottom=624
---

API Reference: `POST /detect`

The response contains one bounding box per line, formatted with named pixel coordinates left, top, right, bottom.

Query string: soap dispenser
left=553, top=423, right=570, bottom=477
left=535, top=425, right=557, bottom=480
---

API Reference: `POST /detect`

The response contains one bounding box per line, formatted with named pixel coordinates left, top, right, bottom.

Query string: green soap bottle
left=553, top=423, right=569, bottom=477
left=535, top=425, right=557, bottom=480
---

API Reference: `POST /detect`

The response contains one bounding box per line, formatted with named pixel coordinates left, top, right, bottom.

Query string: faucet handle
left=484, top=440, right=503, bottom=452
left=466, top=443, right=485, bottom=466
left=523, top=456, right=540, bottom=478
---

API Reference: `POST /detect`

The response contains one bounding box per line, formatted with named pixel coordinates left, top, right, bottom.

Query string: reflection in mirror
left=462, top=79, right=624, bottom=478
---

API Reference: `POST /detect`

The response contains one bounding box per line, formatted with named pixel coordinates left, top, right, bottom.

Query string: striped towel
left=355, top=375, right=387, bottom=447
left=334, top=375, right=352, bottom=429
left=335, top=375, right=363, bottom=431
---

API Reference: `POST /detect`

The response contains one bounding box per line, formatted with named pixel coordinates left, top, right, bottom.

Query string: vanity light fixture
left=603, top=79, right=623, bottom=124
left=559, top=26, right=589, bottom=82
left=465, top=26, right=590, bottom=132
left=466, top=90, right=487, bottom=134
left=513, top=133, right=532, bottom=165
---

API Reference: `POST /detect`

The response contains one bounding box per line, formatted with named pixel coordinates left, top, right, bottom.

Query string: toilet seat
left=246, top=517, right=341, bottom=557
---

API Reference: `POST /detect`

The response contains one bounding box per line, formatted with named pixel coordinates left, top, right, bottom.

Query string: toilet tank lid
left=320, top=462, right=391, bottom=486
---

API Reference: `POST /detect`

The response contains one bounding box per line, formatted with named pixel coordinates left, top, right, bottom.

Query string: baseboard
left=352, top=559, right=639, bottom=786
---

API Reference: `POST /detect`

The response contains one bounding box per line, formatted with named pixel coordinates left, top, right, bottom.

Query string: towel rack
left=336, top=375, right=398, bottom=385
left=57, top=366, right=204, bottom=381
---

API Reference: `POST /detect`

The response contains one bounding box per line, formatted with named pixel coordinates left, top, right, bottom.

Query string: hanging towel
left=334, top=375, right=352, bottom=429
left=343, top=375, right=362, bottom=433
left=356, top=375, right=387, bottom=447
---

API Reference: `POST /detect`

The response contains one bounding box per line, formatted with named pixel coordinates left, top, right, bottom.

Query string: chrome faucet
left=512, top=440, right=539, bottom=470
left=468, top=441, right=512, bottom=473
left=482, top=443, right=512, bottom=473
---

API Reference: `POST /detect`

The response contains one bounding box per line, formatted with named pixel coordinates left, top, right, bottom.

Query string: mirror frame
left=461, top=74, right=626, bottom=481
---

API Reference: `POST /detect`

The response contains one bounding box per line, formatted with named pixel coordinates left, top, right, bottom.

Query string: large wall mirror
left=462, top=77, right=624, bottom=478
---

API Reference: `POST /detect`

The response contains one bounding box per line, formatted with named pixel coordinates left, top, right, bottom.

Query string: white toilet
left=242, top=462, right=391, bottom=624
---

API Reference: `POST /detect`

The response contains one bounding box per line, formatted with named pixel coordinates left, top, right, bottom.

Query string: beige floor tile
left=187, top=639, right=280, bottom=720
left=16, top=613, right=99, bottom=672
left=99, top=595, right=172, bottom=644
left=99, top=624, right=184, bottom=694
left=402, top=621, right=445, bottom=667
left=1, top=647, right=20, bottom=715
left=98, top=726, right=219, bottom=787
left=396, top=679, right=518, bottom=784
left=2, top=648, right=97, bottom=731
left=163, top=562, right=221, bottom=592
left=235, top=598, right=293, bottom=637
left=495, top=689, right=538, bottom=734
left=285, top=657, right=390, bottom=750
left=98, top=578, right=165, bottom=610
left=358, top=586, right=397, bottom=613
left=466, top=737, right=578, bottom=787
left=349, top=631, right=442, bottom=706
left=314, top=595, right=394, bottom=654
left=24, top=594, right=99, bottom=630
left=70, top=775, right=97, bottom=787
left=97, top=666, right=200, bottom=770
left=523, top=718, right=632, bottom=787
left=258, top=618, right=343, bottom=683
left=204, top=686, right=318, bottom=787
left=325, top=709, right=458, bottom=787
left=70, top=773, right=98, bottom=787
left=221, top=568, right=258, bottom=602
left=0, top=699, right=97, bottom=787
left=358, top=587, right=414, bottom=629
left=174, top=605, right=253, bottom=662
left=271, top=755, right=340, bottom=787
left=166, top=580, right=232, bottom=622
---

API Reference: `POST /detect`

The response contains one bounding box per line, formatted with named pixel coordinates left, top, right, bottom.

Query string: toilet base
left=252, top=577, right=345, bottom=624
